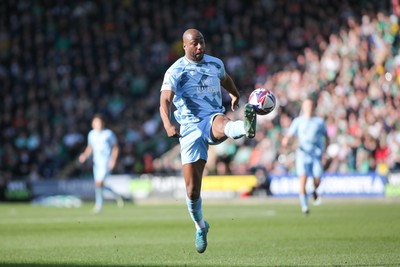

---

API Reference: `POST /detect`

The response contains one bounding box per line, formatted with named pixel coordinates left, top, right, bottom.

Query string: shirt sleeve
left=88, top=131, right=93, bottom=147
left=288, top=117, right=299, bottom=136
left=160, top=68, right=177, bottom=92
left=218, top=61, right=226, bottom=79
left=322, top=120, right=327, bottom=135
left=110, top=131, right=117, bottom=145
left=211, top=57, right=226, bottom=79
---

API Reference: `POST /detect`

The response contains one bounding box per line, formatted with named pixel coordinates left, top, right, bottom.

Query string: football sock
left=224, top=120, right=246, bottom=139
left=186, top=195, right=206, bottom=230
left=299, top=194, right=308, bottom=210
left=95, top=187, right=103, bottom=208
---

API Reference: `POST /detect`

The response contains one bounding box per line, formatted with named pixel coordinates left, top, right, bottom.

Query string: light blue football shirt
left=88, top=128, right=117, bottom=166
left=161, top=54, right=226, bottom=125
left=288, top=115, right=326, bottom=157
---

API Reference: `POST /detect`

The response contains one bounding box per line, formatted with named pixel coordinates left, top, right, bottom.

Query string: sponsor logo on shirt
left=197, top=86, right=219, bottom=93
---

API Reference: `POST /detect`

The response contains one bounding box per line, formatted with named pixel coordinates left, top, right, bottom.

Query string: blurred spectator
left=0, top=0, right=399, bottom=182
left=247, top=166, right=272, bottom=197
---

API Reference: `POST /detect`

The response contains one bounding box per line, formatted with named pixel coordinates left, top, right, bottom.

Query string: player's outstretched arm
left=160, top=90, right=181, bottom=138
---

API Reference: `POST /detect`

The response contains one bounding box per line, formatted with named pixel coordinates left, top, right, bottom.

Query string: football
left=248, top=88, right=276, bottom=115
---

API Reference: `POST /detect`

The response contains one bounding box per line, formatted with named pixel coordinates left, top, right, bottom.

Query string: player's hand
left=230, top=93, right=240, bottom=111
left=78, top=154, right=86, bottom=164
left=165, top=124, right=181, bottom=138
left=281, top=136, right=289, bottom=148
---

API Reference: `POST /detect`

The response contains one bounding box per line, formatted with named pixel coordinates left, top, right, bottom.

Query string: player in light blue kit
left=160, top=29, right=257, bottom=253
left=79, top=114, right=124, bottom=213
left=282, top=97, right=329, bottom=214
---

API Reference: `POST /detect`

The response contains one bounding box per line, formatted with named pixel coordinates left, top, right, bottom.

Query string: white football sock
left=224, top=120, right=246, bottom=139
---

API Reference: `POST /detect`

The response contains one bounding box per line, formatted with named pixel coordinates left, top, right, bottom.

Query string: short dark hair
left=92, top=113, right=106, bottom=124
left=305, top=93, right=318, bottom=108
left=306, top=92, right=318, bottom=102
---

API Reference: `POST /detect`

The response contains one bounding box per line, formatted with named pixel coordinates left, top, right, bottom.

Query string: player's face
left=92, top=117, right=104, bottom=131
left=302, top=99, right=315, bottom=116
left=184, top=34, right=205, bottom=62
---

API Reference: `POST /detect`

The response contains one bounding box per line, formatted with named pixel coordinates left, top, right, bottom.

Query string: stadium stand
left=1, top=0, right=399, bottom=183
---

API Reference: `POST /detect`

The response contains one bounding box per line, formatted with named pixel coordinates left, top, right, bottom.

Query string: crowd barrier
left=2, top=172, right=399, bottom=202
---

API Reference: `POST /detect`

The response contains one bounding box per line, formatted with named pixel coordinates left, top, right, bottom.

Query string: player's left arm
left=109, top=143, right=119, bottom=170
left=323, top=130, right=330, bottom=153
left=320, top=119, right=329, bottom=151
left=220, top=73, right=240, bottom=111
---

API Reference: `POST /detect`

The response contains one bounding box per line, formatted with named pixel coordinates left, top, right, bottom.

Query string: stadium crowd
left=1, top=0, right=399, bottom=183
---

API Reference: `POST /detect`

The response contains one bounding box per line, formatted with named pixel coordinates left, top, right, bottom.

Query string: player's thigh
left=296, top=151, right=313, bottom=176
left=312, top=158, right=323, bottom=178
left=296, top=155, right=307, bottom=176
left=211, top=114, right=230, bottom=142
left=93, top=167, right=109, bottom=186
left=180, top=124, right=209, bottom=165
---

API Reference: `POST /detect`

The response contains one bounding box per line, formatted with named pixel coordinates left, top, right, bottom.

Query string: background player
left=159, top=28, right=256, bottom=253
left=79, top=114, right=124, bottom=213
left=282, top=96, right=329, bottom=214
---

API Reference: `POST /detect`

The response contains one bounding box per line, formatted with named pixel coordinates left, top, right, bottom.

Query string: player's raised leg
left=212, top=115, right=245, bottom=142
left=211, top=110, right=256, bottom=142
left=183, top=160, right=209, bottom=253
left=103, top=185, right=124, bottom=208
left=312, top=159, right=323, bottom=206
left=312, top=179, right=322, bottom=206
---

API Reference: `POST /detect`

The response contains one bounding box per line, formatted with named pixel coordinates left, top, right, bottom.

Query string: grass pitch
left=0, top=198, right=399, bottom=267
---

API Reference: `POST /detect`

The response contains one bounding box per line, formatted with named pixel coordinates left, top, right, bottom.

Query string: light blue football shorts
left=296, top=149, right=323, bottom=178
left=179, top=113, right=223, bottom=165
left=93, top=165, right=110, bottom=182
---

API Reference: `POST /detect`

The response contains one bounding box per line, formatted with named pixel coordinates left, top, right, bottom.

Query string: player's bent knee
left=212, top=115, right=230, bottom=140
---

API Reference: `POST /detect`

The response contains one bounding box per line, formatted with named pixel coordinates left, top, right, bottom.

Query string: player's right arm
left=79, top=145, right=92, bottom=163
left=282, top=118, right=299, bottom=148
left=160, top=90, right=181, bottom=138
left=281, top=134, right=292, bottom=148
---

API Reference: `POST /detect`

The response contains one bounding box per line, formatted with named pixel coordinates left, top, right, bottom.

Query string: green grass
left=0, top=198, right=399, bottom=267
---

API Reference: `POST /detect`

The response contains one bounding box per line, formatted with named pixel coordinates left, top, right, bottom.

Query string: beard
left=192, top=51, right=204, bottom=61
